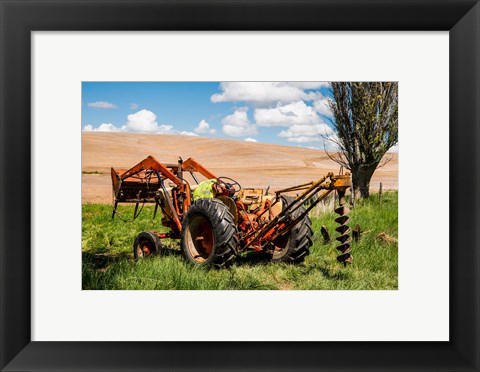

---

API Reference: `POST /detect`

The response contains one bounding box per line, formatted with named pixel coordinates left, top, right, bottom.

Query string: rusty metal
left=335, top=189, right=353, bottom=266
left=320, top=226, right=331, bottom=242
left=242, top=172, right=339, bottom=251
left=111, top=156, right=211, bottom=231
left=261, top=189, right=333, bottom=248
left=111, top=155, right=354, bottom=267
left=181, top=157, right=217, bottom=180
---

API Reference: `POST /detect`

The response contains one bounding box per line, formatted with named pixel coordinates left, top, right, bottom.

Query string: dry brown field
left=82, top=132, right=398, bottom=204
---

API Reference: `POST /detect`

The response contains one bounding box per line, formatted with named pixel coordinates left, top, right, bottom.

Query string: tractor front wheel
left=133, top=231, right=162, bottom=259
left=270, top=196, right=313, bottom=264
left=181, top=198, right=238, bottom=268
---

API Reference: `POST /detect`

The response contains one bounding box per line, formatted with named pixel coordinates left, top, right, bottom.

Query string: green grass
left=82, top=191, right=398, bottom=290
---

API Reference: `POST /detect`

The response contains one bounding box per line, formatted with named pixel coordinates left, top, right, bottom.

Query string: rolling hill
left=82, top=132, right=398, bottom=203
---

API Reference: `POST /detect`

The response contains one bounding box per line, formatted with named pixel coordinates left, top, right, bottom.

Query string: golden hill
left=82, top=132, right=397, bottom=203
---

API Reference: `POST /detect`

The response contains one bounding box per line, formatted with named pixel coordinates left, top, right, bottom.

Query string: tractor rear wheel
left=181, top=198, right=239, bottom=268
left=270, top=196, right=313, bottom=264
left=133, top=231, right=162, bottom=259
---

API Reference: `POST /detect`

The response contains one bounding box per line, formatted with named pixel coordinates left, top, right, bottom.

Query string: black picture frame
left=1, top=1, right=479, bottom=371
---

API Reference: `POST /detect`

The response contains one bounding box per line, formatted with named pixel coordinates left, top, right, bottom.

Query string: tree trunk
left=352, top=165, right=377, bottom=199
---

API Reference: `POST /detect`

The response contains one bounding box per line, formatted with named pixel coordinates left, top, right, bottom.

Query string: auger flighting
left=335, top=188, right=353, bottom=265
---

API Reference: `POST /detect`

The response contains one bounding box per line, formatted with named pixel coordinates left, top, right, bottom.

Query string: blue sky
left=82, top=82, right=337, bottom=149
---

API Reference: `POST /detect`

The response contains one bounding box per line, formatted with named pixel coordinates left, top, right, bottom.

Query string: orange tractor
left=111, top=156, right=352, bottom=268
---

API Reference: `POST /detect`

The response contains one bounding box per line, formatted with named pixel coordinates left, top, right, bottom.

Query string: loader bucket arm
left=181, top=157, right=217, bottom=180
left=120, top=155, right=183, bottom=187
left=111, top=155, right=186, bottom=205
left=111, top=156, right=191, bottom=232
left=111, top=167, right=122, bottom=200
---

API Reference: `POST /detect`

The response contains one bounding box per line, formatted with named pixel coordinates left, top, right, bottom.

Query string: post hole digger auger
left=111, top=155, right=353, bottom=268
left=335, top=189, right=353, bottom=265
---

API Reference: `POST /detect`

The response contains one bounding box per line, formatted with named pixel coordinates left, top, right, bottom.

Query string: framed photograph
left=80, top=80, right=398, bottom=291
left=1, top=0, right=479, bottom=371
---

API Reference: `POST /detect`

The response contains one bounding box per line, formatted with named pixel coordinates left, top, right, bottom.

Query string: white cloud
left=82, top=123, right=121, bottom=132
left=194, top=119, right=209, bottom=133
left=278, top=123, right=334, bottom=142
left=244, top=138, right=257, bottom=142
left=278, top=123, right=338, bottom=151
left=98, top=123, right=122, bottom=132
left=277, top=123, right=340, bottom=151
left=130, top=103, right=139, bottom=110
left=83, top=109, right=185, bottom=135
left=255, top=101, right=321, bottom=127
left=313, top=98, right=333, bottom=117
left=123, top=109, right=174, bottom=134
left=288, top=136, right=340, bottom=151
left=284, top=136, right=317, bottom=143
left=222, top=108, right=257, bottom=137
left=82, top=110, right=212, bottom=137
left=194, top=119, right=216, bottom=134
left=211, top=82, right=322, bottom=104
left=180, top=131, right=198, bottom=137
left=325, top=134, right=341, bottom=151
left=87, top=101, right=117, bottom=109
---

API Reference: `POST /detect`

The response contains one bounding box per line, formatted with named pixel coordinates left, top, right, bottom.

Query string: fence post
left=379, top=182, right=383, bottom=203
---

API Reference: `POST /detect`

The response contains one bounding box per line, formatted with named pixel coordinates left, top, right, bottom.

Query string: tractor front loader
left=111, top=156, right=352, bottom=268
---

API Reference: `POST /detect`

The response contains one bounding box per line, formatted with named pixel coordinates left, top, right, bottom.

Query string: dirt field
left=82, top=132, right=398, bottom=204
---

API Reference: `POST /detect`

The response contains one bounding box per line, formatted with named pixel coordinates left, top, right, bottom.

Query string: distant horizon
left=81, top=130, right=398, bottom=153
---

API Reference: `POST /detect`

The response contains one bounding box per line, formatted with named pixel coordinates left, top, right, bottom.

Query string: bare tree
left=326, top=82, right=398, bottom=198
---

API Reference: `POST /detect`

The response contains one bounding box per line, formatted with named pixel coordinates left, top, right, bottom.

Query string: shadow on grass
left=83, top=251, right=132, bottom=270
left=234, top=251, right=272, bottom=267
left=82, top=246, right=339, bottom=274
left=161, top=245, right=277, bottom=268
left=317, top=266, right=348, bottom=280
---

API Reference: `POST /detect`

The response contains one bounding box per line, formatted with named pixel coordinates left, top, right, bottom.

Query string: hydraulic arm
left=242, top=172, right=353, bottom=265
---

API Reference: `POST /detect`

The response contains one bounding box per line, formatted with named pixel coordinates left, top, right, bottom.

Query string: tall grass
left=82, top=191, right=398, bottom=290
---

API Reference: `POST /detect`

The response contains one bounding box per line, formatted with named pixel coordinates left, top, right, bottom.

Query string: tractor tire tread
left=133, top=231, right=162, bottom=259
left=181, top=198, right=238, bottom=268
left=272, top=196, right=313, bottom=264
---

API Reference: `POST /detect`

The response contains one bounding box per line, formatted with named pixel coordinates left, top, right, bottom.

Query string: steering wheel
left=217, top=176, right=242, bottom=194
